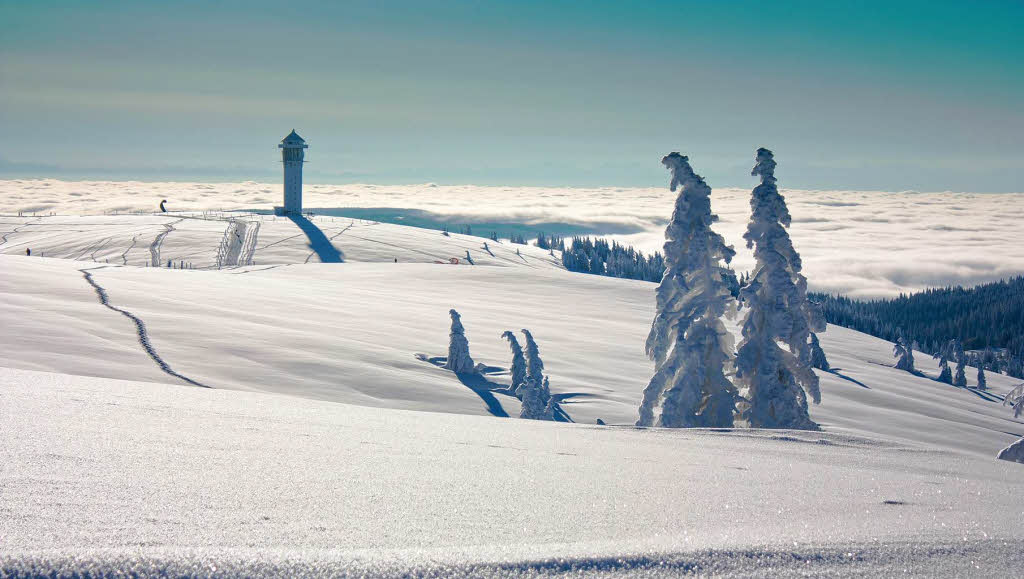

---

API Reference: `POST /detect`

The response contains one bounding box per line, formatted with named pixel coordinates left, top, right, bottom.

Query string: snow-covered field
left=2, top=207, right=1023, bottom=576
left=3, top=367, right=1023, bottom=577
left=4, top=179, right=1024, bottom=298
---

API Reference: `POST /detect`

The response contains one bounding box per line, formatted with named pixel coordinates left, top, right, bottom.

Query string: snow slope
left=1, top=251, right=1021, bottom=459
left=2, top=367, right=1022, bottom=577
left=2, top=211, right=1023, bottom=575
left=0, top=214, right=562, bottom=269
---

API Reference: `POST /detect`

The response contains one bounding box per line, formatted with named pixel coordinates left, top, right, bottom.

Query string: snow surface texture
left=2, top=368, right=1023, bottom=577
left=2, top=253, right=1022, bottom=460
left=3, top=178, right=1024, bottom=297
left=0, top=214, right=562, bottom=270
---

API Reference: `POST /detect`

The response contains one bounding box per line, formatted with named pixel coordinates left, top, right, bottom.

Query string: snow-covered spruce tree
left=893, top=329, right=915, bottom=373
left=540, top=376, right=556, bottom=420
left=953, top=339, right=968, bottom=387
left=807, top=333, right=830, bottom=371
left=934, top=339, right=954, bottom=384
left=521, top=329, right=545, bottom=386
left=443, top=309, right=475, bottom=373
left=997, top=437, right=1024, bottom=464
left=1004, top=383, right=1024, bottom=418
left=519, top=378, right=549, bottom=420
left=733, top=148, right=822, bottom=430
left=977, top=364, right=987, bottom=390
left=501, top=331, right=527, bottom=392
left=636, top=153, right=738, bottom=428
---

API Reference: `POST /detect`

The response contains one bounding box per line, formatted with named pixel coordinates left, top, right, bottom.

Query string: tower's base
left=273, top=206, right=301, bottom=217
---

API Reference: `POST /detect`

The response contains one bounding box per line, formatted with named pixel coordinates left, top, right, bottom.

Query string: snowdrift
left=2, top=367, right=1022, bottom=577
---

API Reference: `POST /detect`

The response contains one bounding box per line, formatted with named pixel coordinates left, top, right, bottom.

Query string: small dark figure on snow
left=26, top=248, right=31, bottom=256
left=159, top=199, right=167, bottom=213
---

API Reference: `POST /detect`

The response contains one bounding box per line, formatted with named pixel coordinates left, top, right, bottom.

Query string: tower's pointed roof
left=281, top=129, right=305, bottom=144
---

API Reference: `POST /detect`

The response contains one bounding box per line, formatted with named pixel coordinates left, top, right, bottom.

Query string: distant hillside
left=811, top=276, right=1024, bottom=376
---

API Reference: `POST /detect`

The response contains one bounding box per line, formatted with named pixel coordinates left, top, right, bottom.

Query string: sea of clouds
left=2, top=179, right=1021, bottom=298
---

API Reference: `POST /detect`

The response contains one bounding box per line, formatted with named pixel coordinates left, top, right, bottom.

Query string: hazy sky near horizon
left=1, top=1, right=1022, bottom=191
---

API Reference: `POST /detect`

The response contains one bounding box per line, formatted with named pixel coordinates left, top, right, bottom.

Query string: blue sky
left=1, top=0, right=1021, bottom=190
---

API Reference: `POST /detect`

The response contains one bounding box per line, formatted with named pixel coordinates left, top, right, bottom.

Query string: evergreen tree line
left=809, top=278, right=1024, bottom=378
left=560, top=237, right=667, bottom=282
left=533, top=232, right=565, bottom=251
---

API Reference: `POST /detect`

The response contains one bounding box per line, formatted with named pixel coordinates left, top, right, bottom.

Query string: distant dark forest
left=552, top=234, right=1024, bottom=378
left=560, top=236, right=665, bottom=283
left=810, top=277, right=1024, bottom=369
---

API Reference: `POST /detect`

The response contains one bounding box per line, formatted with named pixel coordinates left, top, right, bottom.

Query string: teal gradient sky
left=1, top=0, right=1021, bottom=190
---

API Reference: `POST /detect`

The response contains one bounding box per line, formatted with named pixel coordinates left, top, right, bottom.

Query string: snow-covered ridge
left=3, top=178, right=1024, bottom=297
left=0, top=213, right=562, bottom=269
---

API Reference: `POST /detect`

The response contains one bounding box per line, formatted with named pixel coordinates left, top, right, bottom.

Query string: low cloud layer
left=2, top=179, right=1022, bottom=298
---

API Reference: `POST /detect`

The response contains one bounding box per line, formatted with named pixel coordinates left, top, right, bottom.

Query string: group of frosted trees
left=637, top=149, right=827, bottom=430
left=893, top=331, right=989, bottom=389
left=503, top=329, right=559, bottom=420
left=442, top=309, right=559, bottom=421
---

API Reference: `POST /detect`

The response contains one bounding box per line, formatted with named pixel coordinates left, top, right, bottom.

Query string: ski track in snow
left=119, top=235, right=137, bottom=265
left=0, top=216, right=41, bottom=247
left=78, top=267, right=209, bottom=388
left=217, top=219, right=248, bottom=268
left=149, top=218, right=181, bottom=268
left=0, top=214, right=560, bottom=271
left=239, top=220, right=260, bottom=266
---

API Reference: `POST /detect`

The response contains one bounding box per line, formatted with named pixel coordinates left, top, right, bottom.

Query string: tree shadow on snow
left=965, top=388, right=1003, bottom=403
left=287, top=214, right=344, bottom=263
left=415, top=354, right=574, bottom=422
left=417, top=354, right=512, bottom=418
left=827, top=368, right=870, bottom=389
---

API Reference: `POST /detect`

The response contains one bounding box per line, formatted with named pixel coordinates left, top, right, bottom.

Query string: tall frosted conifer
left=953, top=339, right=968, bottom=387
left=733, top=148, right=821, bottom=430
left=893, top=329, right=916, bottom=373
left=501, top=331, right=527, bottom=391
left=934, top=339, right=954, bottom=384
left=637, top=153, right=739, bottom=428
left=521, top=329, right=545, bottom=387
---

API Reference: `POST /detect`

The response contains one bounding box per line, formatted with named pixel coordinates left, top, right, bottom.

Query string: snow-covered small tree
left=636, top=153, right=739, bottom=428
left=934, top=339, right=954, bottom=384
left=893, top=329, right=915, bottom=373
left=1003, top=383, right=1024, bottom=418
left=501, top=330, right=527, bottom=392
left=733, top=148, right=821, bottom=430
left=443, top=309, right=475, bottom=373
left=953, top=339, right=967, bottom=387
left=521, top=329, right=545, bottom=386
left=977, top=364, right=987, bottom=390
left=997, top=436, right=1024, bottom=464
left=540, top=376, right=556, bottom=420
left=542, top=397, right=558, bottom=421
left=807, top=333, right=830, bottom=371
left=519, top=377, right=552, bottom=420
